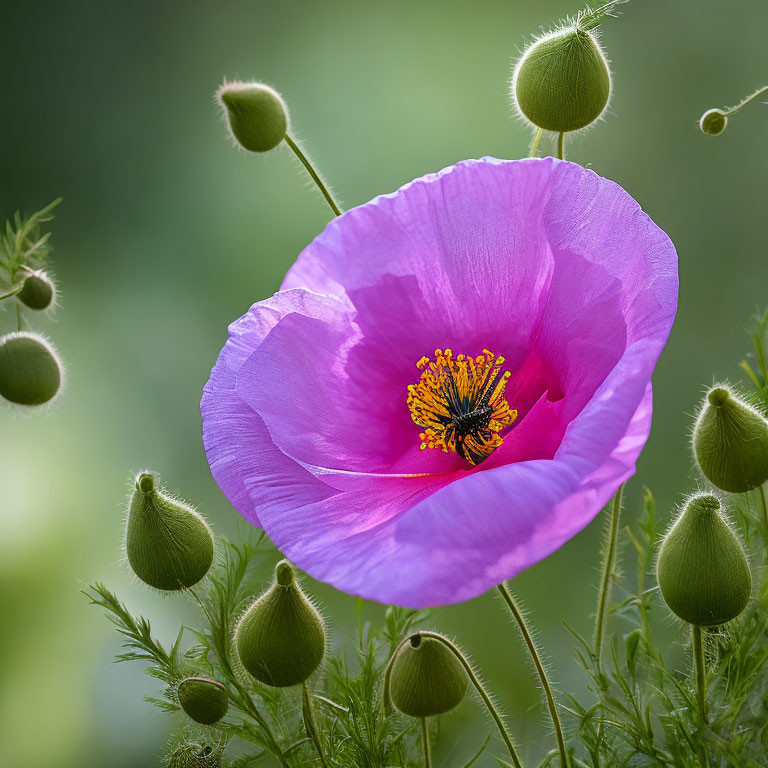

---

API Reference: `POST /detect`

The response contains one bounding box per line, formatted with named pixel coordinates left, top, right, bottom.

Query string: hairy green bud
left=388, top=633, right=468, bottom=717
left=512, top=26, right=610, bottom=133
left=657, top=494, right=751, bottom=626
left=17, top=270, right=55, bottom=310
left=0, top=332, right=62, bottom=406
left=693, top=386, right=768, bottom=492
left=217, top=81, right=288, bottom=152
left=699, top=108, right=727, bottom=136
left=177, top=677, right=228, bottom=725
left=235, top=560, right=325, bottom=687
left=125, top=473, right=214, bottom=591
left=167, top=742, right=224, bottom=768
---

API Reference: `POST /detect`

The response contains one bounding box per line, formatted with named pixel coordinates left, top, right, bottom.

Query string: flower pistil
left=407, top=348, right=517, bottom=466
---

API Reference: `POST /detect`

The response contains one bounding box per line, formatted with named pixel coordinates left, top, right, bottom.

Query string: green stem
left=692, top=624, right=707, bottom=722
left=421, top=717, right=432, bottom=768
left=556, top=132, right=565, bottom=160
left=385, top=632, right=525, bottom=768
left=723, top=84, right=768, bottom=116
left=284, top=134, right=343, bottom=217
left=16, top=304, right=23, bottom=332
left=759, top=485, right=768, bottom=537
left=594, top=484, right=624, bottom=668
left=529, top=128, right=543, bottom=157
left=0, top=286, right=21, bottom=302
left=302, top=682, right=330, bottom=768
left=497, top=584, right=569, bottom=768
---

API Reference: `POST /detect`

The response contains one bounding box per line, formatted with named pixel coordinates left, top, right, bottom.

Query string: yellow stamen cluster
left=406, top=348, right=517, bottom=466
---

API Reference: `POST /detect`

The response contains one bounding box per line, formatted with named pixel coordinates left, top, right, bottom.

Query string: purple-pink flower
left=201, top=157, right=677, bottom=607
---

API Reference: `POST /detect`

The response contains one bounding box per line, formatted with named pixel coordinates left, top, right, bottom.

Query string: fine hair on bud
left=388, top=632, right=468, bottom=718
left=177, top=677, right=228, bottom=725
left=167, top=740, right=225, bottom=768
left=699, top=108, right=727, bottom=136
left=125, top=472, right=214, bottom=591
left=217, top=81, right=288, bottom=153
left=17, top=269, right=56, bottom=310
left=693, top=385, right=768, bottom=492
left=0, top=332, right=63, bottom=406
left=235, top=559, right=325, bottom=687
left=657, top=493, right=751, bottom=626
left=511, top=16, right=611, bottom=133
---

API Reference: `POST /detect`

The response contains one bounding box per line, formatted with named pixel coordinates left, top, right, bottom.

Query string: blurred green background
left=1, top=0, right=766, bottom=765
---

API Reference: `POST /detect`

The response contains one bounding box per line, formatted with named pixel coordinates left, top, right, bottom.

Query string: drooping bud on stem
left=657, top=494, right=751, bottom=626
left=388, top=632, right=468, bottom=717
left=125, top=473, right=214, bottom=591
left=0, top=332, right=62, bottom=406
left=217, top=81, right=288, bottom=153
left=699, top=109, right=727, bottom=136
left=693, top=385, right=768, bottom=492
left=177, top=677, right=228, bottom=725
left=17, top=270, right=55, bottom=310
left=235, top=559, right=325, bottom=687
left=512, top=9, right=612, bottom=134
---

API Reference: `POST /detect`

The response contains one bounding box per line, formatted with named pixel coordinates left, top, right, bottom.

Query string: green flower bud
left=693, top=386, right=768, bottom=493
left=125, top=473, right=214, bottom=591
left=388, top=633, right=468, bottom=717
left=17, top=270, right=55, bottom=310
left=699, top=108, right=727, bottom=136
left=217, top=81, right=288, bottom=152
left=0, top=332, right=62, bottom=406
left=168, top=741, right=224, bottom=768
left=657, top=494, right=751, bottom=626
left=235, top=560, right=325, bottom=687
left=177, top=677, right=228, bottom=725
left=512, top=26, right=610, bottom=133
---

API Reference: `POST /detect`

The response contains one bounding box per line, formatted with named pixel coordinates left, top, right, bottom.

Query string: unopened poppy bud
left=168, top=741, right=224, bottom=768
left=657, top=494, right=751, bottom=626
left=512, top=25, right=610, bottom=133
left=699, top=109, right=727, bottom=136
left=693, top=386, right=768, bottom=492
left=217, top=81, right=288, bottom=152
left=235, top=559, right=325, bottom=687
left=388, top=633, right=468, bottom=717
left=0, top=332, right=62, bottom=406
left=17, top=270, right=55, bottom=310
left=177, top=677, right=228, bottom=725
left=125, top=473, right=214, bottom=591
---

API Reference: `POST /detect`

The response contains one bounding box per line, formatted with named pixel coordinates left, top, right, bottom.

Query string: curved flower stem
left=556, top=131, right=565, bottom=160
left=302, top=682, right=330, bottom=768
left=284, top=134, right=343, bottom=217
left=421, top=717, right=432, bottom=768
left=529, top=128, right=543, bottom=157
left=692, top=624, right=707, bottom=722
left=496, top=584, right=570, bottom=768
left=594, top=484, right=625, bottom=669
left=0, top=286, right=20, bottom=302
left=722, top=84, right=768, bottom=117
left=384, top=632, right=525, bottom=768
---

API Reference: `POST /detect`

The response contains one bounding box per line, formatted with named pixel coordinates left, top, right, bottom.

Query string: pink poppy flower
left=201, top=157, right=677, bottom=607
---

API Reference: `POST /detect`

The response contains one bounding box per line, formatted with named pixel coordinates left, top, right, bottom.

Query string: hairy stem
left=0, top=286, right=21, bottom=302
left=529, top=128, right=543, bottom=157
left=497, top=584, right=569, bottom=768
left=723, top=84, right=768, bottom=116
left=302, top=682, right=330, bottom=768
left=692, top=624, right=707, bottom=722
left=556, top=131, right=565, bottom=160
left=595, top=484, right=625, bottom=668
left=385, top=632, right=525, bottom=768
left=759, top=485, right=768, bottom=537
left=284, top=134, right=343, bottom=217
left=421, top=717, right=432, bottom=768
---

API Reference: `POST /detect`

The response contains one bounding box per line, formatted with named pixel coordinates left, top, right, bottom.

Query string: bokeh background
left=1, top=0, right=766, bottom=765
